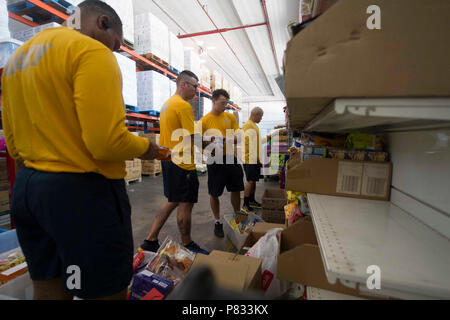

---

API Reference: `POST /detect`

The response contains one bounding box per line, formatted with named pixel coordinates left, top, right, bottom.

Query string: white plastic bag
left=245, top=228, right=289, bottom=298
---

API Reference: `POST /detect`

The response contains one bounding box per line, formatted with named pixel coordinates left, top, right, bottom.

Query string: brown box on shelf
left=285, top=0, right=450, bottom=129
left=191, top=250, right=262, bottom=291
left=241, top=222, right=286, bottom=251
left=277, top=218, right=385, bottom=299
left=262, top=189, right=287, bottom=210
left=285, top=158, right=392, bottom=201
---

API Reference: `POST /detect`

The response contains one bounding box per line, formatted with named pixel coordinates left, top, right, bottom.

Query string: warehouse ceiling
left=132, top=0, right=299, bottom=100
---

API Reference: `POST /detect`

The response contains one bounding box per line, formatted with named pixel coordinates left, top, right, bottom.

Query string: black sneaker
left=185, top=241, right=209, bottom=255
left=242, top=204, right=254, bottom=212
left=249, top=200, right=262, bottom=209
left=138, top=240, right=160, bottom=253
left=214, top=222, right=224, bottom=238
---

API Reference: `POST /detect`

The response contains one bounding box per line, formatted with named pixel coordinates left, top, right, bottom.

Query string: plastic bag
left=245, top=228, right=289, bottom=298
left=146, top=237, right=196, bottom=286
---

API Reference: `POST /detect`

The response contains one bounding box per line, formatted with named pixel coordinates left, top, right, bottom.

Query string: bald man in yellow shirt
left=1, top=1, right=159, bottom=300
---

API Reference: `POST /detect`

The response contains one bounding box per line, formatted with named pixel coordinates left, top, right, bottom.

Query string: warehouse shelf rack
left=6, top=0, right=223, bottom=123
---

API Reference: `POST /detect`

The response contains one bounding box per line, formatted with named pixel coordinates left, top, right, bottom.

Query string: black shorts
left=243, top=164, right=262, bottom=182
left=162, top=161, right=199, bottom=203
left=11, top=167, right=133, bottom=299
left=207, top=159, right=244, bottom=197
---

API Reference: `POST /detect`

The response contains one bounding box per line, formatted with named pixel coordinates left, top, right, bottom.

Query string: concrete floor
left=126, top=173, right=279, bottom=253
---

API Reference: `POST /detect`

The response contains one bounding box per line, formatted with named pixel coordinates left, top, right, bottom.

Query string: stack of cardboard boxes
left=11, top=22, right=60, bottom=43
left=134, top=12, right=169, bottom=62
left=137, top=71, right=171, bottom=111
left=125, top=159, right=142, bottom=183
left=139, top=133, right=161, bottom=176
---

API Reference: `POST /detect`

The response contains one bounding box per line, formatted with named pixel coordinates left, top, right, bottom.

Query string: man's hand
left=139, top=139, right=160, bottom=160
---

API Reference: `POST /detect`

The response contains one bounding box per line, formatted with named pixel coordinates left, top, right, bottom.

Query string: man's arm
left=73, top=49, right=156, bottom=161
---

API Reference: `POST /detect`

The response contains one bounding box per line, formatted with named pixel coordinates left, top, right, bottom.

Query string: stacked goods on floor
left=168, top=32, right=184, bottom=72
left=183, top=49, right=200, bottom=80
left=210, top=70, right=222, bottom=91
left=134, top=12, right=169, bottom=62
left=11, top=22, right=60, bottom=43
left=113, top=52, right=137, bottom=108
left=261, top=189, right=287, bottom=224
left=139, top=133, right=161, bottom=176
left=137, top=71, right=171, bottom=111
left=0, top=0, right=10, bottom=39
left=199, top=65, right=210, bottom=89
left=125, top=159, right=142, bottom=184
left=287, top=132, right=392, bottom=201
left=0, top=158, right=9, bottom=230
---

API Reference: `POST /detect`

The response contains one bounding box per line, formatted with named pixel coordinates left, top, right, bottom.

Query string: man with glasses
left=199, top=89, right=244, bottom=238
left=139, top=70, right=209, bottom=255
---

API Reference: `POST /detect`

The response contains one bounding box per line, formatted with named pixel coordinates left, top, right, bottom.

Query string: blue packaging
left=130, top=270, right=174, bottom=300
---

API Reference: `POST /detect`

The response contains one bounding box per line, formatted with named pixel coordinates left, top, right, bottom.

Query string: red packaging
left=133, top=252, right=145, bottom=273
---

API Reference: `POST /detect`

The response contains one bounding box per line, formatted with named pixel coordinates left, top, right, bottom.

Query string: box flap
left=192, top=251, right=262, bottom=290
left=281, top=219, right=318, bottom=252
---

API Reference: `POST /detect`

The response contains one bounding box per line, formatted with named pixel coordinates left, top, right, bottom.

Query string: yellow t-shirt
left=159, top=94, right=195, bottom=171
left=242, top=120, right=261, bottom=164
left=199, top=111, right=239, bottom=157
left=1, top=27, right=149, bottom=179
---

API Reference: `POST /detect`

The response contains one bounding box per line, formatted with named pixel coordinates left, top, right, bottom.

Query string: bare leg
left=244, top=181, right=255, bottom=198
left=33, top=278, right=73, bottom=300
left=177, top=202, right=194, bottom=246
left=210, top=196, right=220, bottom=220
left=230, top=192, right=241, bottom=213
left=146, top=201, right=178, bottom=241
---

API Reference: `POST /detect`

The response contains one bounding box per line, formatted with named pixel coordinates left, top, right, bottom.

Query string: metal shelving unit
left=307, top=193, right=450, bottom=300
left=306, top=286, right=365, bottom=300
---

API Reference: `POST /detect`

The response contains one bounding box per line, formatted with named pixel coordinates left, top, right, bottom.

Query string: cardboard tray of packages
left=285, top=0, right=450, bottom=130
left=191, top=250, right=262, bottom=291
left=223, top=213, right=264, bottom=251
left=241, top=222, right=286, bottom=251
left=276, top=218, right=387, bottom=299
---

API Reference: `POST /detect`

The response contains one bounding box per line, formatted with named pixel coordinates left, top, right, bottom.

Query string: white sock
left=215, top=219, right=222, bottom=225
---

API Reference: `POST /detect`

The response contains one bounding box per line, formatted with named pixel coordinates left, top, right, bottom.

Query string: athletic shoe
left=249, top=200, right=262, bottom=209
left=138, top=240, right=160, bottom=253
left=214, top=222, right=224, bottom=238
left=185, top=241, right=210, bottom=255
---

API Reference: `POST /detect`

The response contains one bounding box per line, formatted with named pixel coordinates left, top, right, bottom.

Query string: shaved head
left=250, top=107, right=264, bottom=124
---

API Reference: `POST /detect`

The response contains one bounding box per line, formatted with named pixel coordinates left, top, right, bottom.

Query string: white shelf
left=304, top=98, right=450, bottom=132
left=306, top=286, right=365, bottom=300
left=307, top=193, right=450, bottom=300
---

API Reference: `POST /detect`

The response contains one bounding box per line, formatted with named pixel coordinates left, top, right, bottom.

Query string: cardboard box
left=191, top=250, right=262, bottom=291
left=277, top=218, right=383, bottom=299
left=285, top=0, right=450, bottom=129
left=223, top=213, right=264, bottom=251
left=286, top=158, right=392, bottom=200
left=262, top=189, right=287, bottom=210
left=261, top=208, right=285, bottom=224
left=242, top=222, right=286, bottom=250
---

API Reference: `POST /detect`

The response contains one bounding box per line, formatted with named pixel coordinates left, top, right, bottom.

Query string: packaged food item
left=367, top=151, right=388, bottom=162
left=284, top=202, right=303, bottom=227
left=146, top=237, right=196, bottom=286
left=346, top=133, right=386, bottom=151
left=0, top=252, right=26, bottom=272
left=300, top=132, right=347, bottom=148
left=327, top=148, right=348, bottom=160
left=286, top=191, right=302, bottom=202
left=297, top=194, right=310, bottom=216
left=348, top=150, right=367, bottom=161
left=130, top=270, right=174, bottom=300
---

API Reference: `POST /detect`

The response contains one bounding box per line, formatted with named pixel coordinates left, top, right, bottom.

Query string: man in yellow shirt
left=199, top=89, right=244, bottom=238
left=139, top=71, right=208, bottom=255
left=241, top=107, right=264, bottom=212
left=1, top=1, right=159, bottom=300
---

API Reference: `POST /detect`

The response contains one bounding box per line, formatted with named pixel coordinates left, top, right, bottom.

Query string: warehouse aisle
left=127, top=174, right=278, bottom=253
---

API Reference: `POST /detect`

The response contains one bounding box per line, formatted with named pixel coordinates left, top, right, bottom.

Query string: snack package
left=129, top=270, right=174, bottom=300
left=297, top=194, right=310, bottom=216
left=300, top=132, right=347, bottom=148
left=146, top=237, right=196, bottom=286
left=0, top=252, right=25, bottom=272
left=345, top=133, right=386, bottom=150
left=286, top=191, right=302, bottom=202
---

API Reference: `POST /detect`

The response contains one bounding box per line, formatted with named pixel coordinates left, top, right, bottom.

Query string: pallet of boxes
left=125, top=158, right=142, bottom=185
left=139, top=133, right=161, bottom=178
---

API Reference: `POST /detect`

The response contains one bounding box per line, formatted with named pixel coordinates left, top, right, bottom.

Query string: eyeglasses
left=185, top=81, right=199, bottom=90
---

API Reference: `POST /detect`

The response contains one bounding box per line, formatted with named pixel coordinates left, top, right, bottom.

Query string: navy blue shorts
left=243, top=164, right=262, bottom=182
left=207, top=158, right=244, bottom=197
left=162, top=161, right=199, bottom=203
left=11, top=167, right=133, bottom=299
